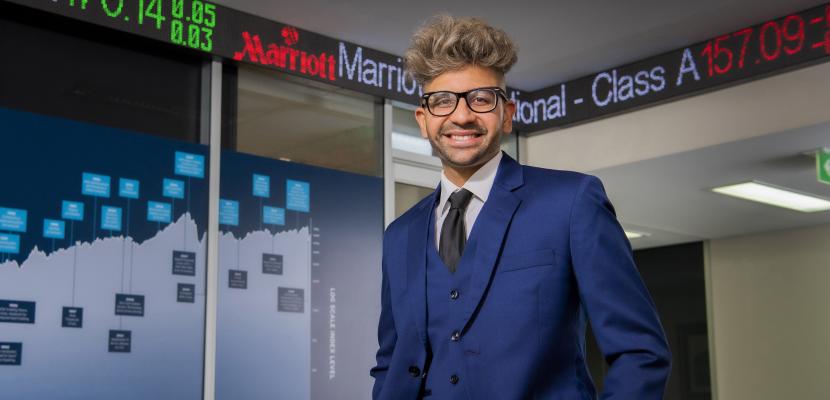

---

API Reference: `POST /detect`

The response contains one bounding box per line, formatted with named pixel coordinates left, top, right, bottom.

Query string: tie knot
left=448, top=189, right=474, bottom=210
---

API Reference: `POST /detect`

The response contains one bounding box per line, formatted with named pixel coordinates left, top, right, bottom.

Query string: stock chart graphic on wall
left=0, top=107, right=383, bottom=399
left=0, top=107, right=209, bottom=399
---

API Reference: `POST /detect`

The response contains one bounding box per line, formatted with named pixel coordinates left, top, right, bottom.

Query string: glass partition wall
left=0, top=5, right=386, bottom=400
left=213, top=64, right=385, bottom=400
left=0, top=6, right=209, bottom=399
left=230, top=64, right=383, bottom=177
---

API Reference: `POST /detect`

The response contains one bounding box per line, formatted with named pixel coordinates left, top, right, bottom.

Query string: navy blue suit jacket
left=371, top=153, right=670, bottom=399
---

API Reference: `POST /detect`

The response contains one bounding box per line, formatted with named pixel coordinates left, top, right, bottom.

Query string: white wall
left=706, top=223, right=830, bottom=400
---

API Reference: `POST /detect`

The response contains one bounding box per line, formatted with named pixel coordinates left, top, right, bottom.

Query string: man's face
left=415, top=65, right=516, bottom=172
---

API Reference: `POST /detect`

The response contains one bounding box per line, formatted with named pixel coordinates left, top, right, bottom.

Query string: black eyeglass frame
left=420, top=87, right=509, bottom=117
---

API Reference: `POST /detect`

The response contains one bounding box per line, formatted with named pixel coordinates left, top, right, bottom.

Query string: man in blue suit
left=371, top=16, right=671, bottom=399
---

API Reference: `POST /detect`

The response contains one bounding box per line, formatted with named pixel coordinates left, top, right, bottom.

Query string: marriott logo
left=233, top=29, right=336, bottom=81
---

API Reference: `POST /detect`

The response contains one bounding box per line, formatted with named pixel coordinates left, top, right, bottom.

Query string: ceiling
left=594, top=122, right=830, bottom=249
left=213, top=0, right=827, bottom=90
left=522, top=60, right=830, bottom=250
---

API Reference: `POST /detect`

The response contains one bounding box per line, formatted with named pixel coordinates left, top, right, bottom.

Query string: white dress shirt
left=434, top=151, right=502, bottom=249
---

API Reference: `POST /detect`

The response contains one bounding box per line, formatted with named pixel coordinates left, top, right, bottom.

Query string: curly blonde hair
left=404, top=15, right=518, bottom=86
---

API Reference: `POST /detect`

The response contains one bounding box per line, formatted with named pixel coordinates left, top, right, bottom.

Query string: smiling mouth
left=442, top=131, right=484, bottom=144
left=441, top=129, right=484, bottom=144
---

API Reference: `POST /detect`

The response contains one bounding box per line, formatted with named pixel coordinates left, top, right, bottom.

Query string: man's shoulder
left=518, top=163, right=596, bottom=192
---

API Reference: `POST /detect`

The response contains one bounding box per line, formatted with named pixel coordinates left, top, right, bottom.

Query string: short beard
left=430, top=123, right=501, bottom=170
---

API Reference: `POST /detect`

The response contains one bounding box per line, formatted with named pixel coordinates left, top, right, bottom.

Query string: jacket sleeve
left=569, top=175, right=672, bottom=399
left=369, top=247, right=397, bottom=399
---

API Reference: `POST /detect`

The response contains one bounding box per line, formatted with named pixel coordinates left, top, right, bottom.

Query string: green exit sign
left=818, top=148, right=830, bottom=185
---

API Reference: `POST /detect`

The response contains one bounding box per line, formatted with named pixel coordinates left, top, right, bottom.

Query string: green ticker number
left=172, top=0, right=184, bottom=19
left=192, top=0, right=203, bottom=24
left=101, top=0, right=124, bottom=17
left=138, top=0, right=165, bottom=30
left=170, top=1, right=215, bottom=51
left=69, top=0, right=215, bottom=52
left=202, top=2, right=216, bottom=28
left=169, top=0, right=216, bottom=26
left=69, top=0, right=89, bottom=10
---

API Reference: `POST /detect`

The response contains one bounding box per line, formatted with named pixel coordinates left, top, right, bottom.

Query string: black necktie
left=439, top=189, right=474, bottom=273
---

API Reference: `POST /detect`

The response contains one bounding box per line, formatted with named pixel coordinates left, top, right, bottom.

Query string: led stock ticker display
left=20, top=0, right=217, bottom=52
left=698, top=10, right=830, bottom=77
left=6, top=0, right=218, bottom=52
left=523, top=3, right=830, bottom=130
left=7, top=0, right=428, bottom=105
left=7, top=1, right=830, bottom=132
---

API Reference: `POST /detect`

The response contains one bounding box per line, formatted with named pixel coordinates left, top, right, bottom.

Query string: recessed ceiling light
left=624, top=230, right=648, bottom=239
left=711, top=181, right=830, bottom=212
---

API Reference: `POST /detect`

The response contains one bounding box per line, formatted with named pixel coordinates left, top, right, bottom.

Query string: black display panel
left=0, top=6, right=202, bottom=142
left=521, top=3, right=830, bottom=131
left=6, top=0, right=830, bottom=133
left=3, top=0, right=426, bottom=106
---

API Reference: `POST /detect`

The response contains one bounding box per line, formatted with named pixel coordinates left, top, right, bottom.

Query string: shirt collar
left=438, top=151, right=502, bottom=213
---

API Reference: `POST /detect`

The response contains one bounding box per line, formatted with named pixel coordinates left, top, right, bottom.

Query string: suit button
left=450, top=331, right=460, bottom=342
left=450, top=374, right=459, bottom=385
left=408, top=366, right=421, bottom=377
left=450, top=290, right=459, bottom=300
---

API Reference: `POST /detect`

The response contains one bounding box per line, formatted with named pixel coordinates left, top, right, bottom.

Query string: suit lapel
left=405, top=187, right=438, bottom=345
left=404, top=154, right=524, bottom=340
left=460, top=154, right=524, bottom=331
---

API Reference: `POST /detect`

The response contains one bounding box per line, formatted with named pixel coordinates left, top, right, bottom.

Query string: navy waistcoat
left=424, top=215, right=478, bottom=399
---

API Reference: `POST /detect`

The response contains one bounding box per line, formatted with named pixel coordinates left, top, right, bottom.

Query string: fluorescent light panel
left=624, top=231, right=645, bottom=239
left=712, top=181, right=830, bottom=212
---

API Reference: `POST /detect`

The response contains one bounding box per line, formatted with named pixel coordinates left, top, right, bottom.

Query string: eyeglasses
left=420, top=87, right=508, bottom=117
